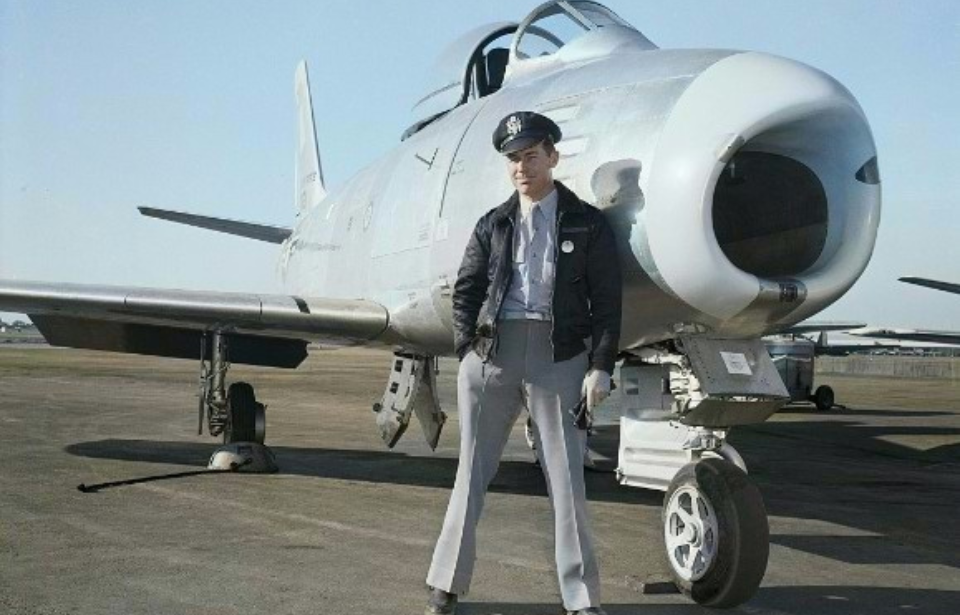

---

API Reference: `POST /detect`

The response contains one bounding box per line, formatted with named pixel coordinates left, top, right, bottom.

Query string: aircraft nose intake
left=712, top=150, right=828, bottom=279
left=640, top=51, right=881, bottom=328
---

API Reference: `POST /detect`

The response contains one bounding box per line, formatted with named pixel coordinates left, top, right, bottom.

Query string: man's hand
left=582, top=369, right=611, bottom=412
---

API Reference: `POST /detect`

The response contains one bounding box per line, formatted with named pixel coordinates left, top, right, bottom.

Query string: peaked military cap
left=492, top=111, right=562, bottom=154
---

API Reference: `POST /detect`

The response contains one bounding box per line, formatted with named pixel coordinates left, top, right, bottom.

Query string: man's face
left=506, top=141, right=559, bottom=200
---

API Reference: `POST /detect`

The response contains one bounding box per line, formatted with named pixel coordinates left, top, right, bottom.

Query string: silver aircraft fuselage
left=282, top=25, right=880, bottom=358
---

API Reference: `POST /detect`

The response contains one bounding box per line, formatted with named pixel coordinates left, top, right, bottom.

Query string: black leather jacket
left=452, top=181, right=622, bottom=373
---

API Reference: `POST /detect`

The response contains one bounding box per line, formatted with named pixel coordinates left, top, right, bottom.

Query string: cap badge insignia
left=506, top=115, right=522, bottom=136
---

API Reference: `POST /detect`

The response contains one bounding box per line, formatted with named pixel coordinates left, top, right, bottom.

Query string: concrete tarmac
left=1, top=347, right=958, bottom=614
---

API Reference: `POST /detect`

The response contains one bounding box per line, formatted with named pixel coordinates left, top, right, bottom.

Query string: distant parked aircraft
left=853, top=277, right=960, bottom=345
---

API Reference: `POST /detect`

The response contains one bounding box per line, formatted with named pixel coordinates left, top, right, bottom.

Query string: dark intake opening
left=713, top=151, right=828, bottom=278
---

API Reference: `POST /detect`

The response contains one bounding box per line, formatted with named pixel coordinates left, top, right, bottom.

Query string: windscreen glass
left=515, top=1, right=631, bottom=59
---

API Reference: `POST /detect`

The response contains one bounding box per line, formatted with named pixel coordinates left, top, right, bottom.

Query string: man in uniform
left=426, top=111, right=622, bottom=615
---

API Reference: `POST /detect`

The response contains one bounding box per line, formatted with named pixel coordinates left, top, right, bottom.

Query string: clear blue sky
left=1, top=0, right=958, bottom=329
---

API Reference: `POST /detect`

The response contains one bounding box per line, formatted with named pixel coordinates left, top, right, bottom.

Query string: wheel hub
left=664, top=485, right=719, bottom=582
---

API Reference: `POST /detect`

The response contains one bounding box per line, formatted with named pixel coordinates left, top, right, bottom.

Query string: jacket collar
left=490, top=180, right=585, bottom=224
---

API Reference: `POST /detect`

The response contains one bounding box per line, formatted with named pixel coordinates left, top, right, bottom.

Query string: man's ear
left=548, top=148, right=560, bottom=168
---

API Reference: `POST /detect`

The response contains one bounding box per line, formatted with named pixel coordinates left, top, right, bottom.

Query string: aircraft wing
left=850, top=327, right=960, bottom=346
left=0, top=280, right=389, bottom=367
left=775, top=321, right=866, bottom=335
left=900, top=276, right=960, bottom=296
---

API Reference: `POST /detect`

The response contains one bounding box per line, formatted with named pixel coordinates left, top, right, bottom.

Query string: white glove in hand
left=582, top=369, right=611, bottom=412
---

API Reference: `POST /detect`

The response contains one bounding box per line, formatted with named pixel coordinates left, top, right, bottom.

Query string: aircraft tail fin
left=295, top=61, right=326, bottom=212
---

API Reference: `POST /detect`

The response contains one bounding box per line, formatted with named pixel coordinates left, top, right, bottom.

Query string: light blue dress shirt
left=500, top=189, right=558, bottom=321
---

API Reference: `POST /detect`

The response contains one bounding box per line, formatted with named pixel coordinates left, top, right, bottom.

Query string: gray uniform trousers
left=427, top=320, right=601, bottom=610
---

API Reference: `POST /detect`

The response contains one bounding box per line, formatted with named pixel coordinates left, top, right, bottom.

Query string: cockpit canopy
left=512, top=0, right=639, bottom=61
left=404, top=1, right=656, bottom=139
left=404, top=22, right=517, bottom=140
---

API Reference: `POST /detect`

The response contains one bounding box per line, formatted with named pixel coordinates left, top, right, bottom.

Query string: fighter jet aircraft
left=0, top=1, right=882, bottom=608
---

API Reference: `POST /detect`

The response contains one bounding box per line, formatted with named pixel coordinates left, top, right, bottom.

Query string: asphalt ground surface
left=1, top=346, right=958, bottom=615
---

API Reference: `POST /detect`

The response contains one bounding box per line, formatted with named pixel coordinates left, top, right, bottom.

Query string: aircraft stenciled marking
left=434, top=220, right=449, bottom=242
left=291, top=238, right=342, bottom=253
left=415, top=149, right=438, bottom=169
left=363, top=203, right=373, bottom=229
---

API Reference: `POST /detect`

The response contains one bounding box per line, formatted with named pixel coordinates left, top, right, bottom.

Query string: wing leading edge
left=0, top=280, right=390, bottom=366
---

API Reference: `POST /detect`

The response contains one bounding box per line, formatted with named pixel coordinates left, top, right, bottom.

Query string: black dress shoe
left=425, top=586, right=458, bottom=615
left=565, top=607, right=607, bottom=615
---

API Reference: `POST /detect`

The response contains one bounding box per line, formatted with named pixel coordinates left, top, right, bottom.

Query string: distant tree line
left=0, top=318, right=34, bottom=331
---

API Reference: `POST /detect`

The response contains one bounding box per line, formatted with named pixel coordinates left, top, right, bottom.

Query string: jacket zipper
left=550, top=209, right=564, bottom=360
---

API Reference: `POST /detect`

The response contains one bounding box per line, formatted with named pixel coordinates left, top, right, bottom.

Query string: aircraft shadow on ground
left=750, top=586, right=960, bottom=615
left=58, top=438, right=960, bottom=611
left=457, top=603, right=700, bottom=615
left=65, top=405, right=960, bottom=569
left=777, top=406, right=955, bottom=419
left=63, top=438, right=661, bottom=507
left=739, top=410, right=960, bottom=464
left=732, top=411, right=960, bottom=570
left=453, top=585, right=960, bottom=615
left=770, top=534, right=945, bottom=566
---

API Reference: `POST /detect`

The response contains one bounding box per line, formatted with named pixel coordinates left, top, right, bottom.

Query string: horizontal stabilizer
left=139, top=207, right=292, bottom=244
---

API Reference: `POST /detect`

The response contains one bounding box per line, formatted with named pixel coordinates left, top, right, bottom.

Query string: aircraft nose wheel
left=223, top=382, right=266, bottom=444
left=663, top=458, right=769, bottom=608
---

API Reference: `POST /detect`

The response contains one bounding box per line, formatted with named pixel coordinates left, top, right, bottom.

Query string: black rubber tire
left=224, top=382, right=258, bottom=444
left=663, top=458, right=769, bottom=609
left=813, top=385, right=835, bottom=411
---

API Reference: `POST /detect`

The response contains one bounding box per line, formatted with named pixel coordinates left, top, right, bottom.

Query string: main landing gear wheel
left=663, top=458, right=769, bottom=608
left=812, top=385, right=835, bottom=411
left=223, top=382, right=266, bottom=444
